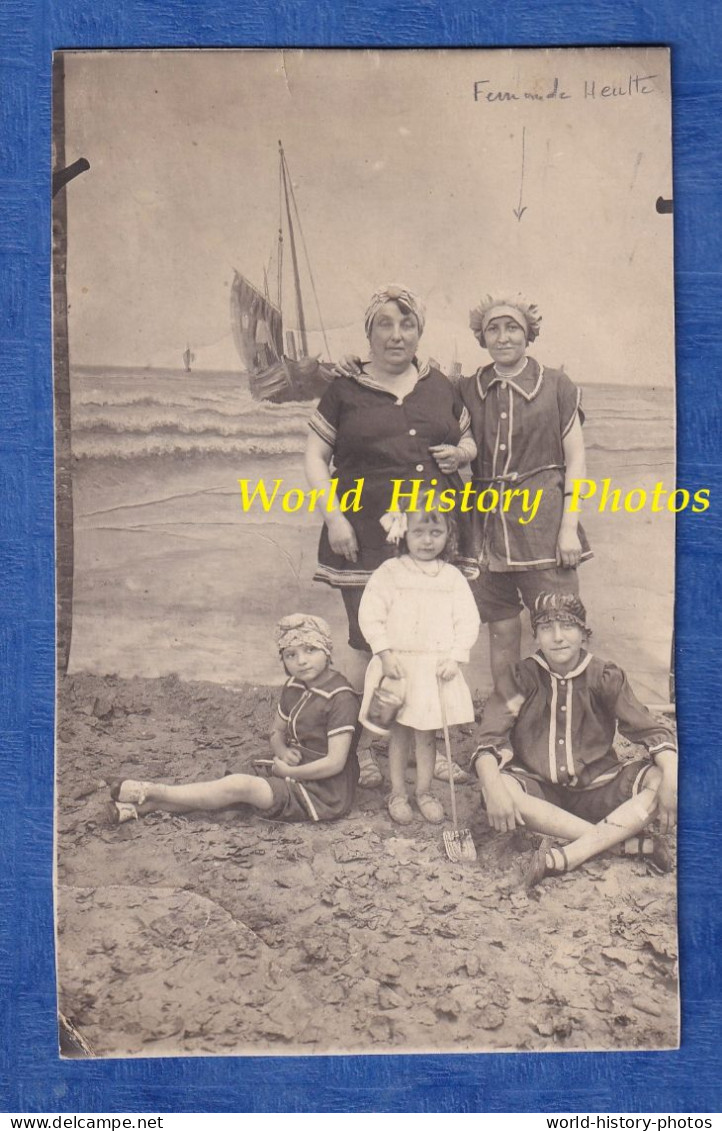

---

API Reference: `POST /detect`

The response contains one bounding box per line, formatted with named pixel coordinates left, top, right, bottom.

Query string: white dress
left=358, top=556, right=481, bottom=732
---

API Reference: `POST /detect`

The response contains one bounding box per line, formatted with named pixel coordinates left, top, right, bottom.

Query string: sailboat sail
left=230, top=273, right=284, bottom=374
left=230, top=143, right=335, bottom=404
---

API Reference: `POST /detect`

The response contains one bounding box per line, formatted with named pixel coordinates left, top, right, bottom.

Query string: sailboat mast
left=277, top=153, right=284, bottom=309
left=279, top=141, right=308, bottom=357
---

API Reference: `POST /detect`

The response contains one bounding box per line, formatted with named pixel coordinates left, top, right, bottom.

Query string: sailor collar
left=475, top=357, right=544, bottom=403
left=353, top=358, right=431, bottom=395
left=531, top=649, right=593, bottom=681
left=286, top=674, right=352, bottom=699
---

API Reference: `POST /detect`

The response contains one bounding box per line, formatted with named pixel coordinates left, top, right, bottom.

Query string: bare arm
left=557, top=415, right=586, bottom=567
left=429, top=408, right=477, bottom=473
left=269, top=713, right=302, bottom=767
left=304, top=430, right=359, bottom=560
left=275, top=731, right=353, bottom=782
left=474, top=751, right=524, bottom=832
left=304, top=430, right=336, bottom=514
left=429, top=437, right=477, bottom=474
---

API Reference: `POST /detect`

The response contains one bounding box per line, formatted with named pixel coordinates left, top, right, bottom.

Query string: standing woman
left=305, top=285, right=476, bottom=786
left=459, top=294, right=592, bottom=684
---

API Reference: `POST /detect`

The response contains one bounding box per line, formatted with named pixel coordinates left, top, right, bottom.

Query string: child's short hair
left=531, top=592, right=591, bottom=638
left=396, top=502, right=458, bottom=562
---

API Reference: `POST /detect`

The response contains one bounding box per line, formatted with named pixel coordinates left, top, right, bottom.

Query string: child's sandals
left=358, top=749, right=383, bottom=789
left=622, top=834, right=673, bottom=874
left=523, top=837, right=568, bottom=889
left=108, top=779, right=151, bottom=806
left=107, top=779, right=152, bottom=825
left=415, top=792, right=444, bottom=824
left=388, top=793, right=414, bottom=825
left=106, top=801, right=138, bottom=825
left=433, top=752, right=469, bottom=785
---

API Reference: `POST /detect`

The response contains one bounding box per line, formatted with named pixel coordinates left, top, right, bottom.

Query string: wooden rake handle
left=437, top=676, right=459, bottom=834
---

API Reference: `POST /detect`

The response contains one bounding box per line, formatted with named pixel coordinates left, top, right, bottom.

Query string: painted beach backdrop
left=67, top=365, right=675, bottom=703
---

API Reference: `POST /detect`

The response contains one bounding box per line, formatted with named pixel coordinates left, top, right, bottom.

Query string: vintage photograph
left=53, top=47, right=678, bottom=1056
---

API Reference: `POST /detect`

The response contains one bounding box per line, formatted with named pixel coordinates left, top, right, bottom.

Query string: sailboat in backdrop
left=230, top=142, right=335, bottom=403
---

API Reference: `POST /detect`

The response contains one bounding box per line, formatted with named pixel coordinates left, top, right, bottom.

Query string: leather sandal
left=387, top=793, right=413, bottom=825
left=415, top=792, right=444, bottom=824
left=524, top=837, right=568, bottom=889
left=433, top=753, right=469, bottom=784
left=357, top=748, right=383, bottom=789
left=107, top=801, right=138, bottom=825
left=109, top=779, right=151, bottom=806
left=623, top=834, right=673, bottom=874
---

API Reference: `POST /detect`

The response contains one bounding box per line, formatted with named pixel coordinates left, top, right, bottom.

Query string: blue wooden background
left=1, top=0, right=721, bottom=1114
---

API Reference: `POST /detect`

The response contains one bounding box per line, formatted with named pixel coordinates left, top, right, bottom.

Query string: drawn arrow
left=513, top=127, right=527, bottom=221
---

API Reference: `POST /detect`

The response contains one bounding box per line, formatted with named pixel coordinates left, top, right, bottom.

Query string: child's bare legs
left=414, top=729, right=445, bottom=823
left=414, top=730, right=436, bottom=795
left=388, top=723, right=413, bottom=796
left=559, top=768, right=662, bottom=870
left=387, top=723, right=414, bottom=823
left=489, top=615, right=522, bottom=684
left=506, top=769, right=665, bottom=883
left=131, top=774, right=276, bottom=816
left=504, top=776, right=592, bottom=841
left=347, top=646, right=383, bottom=787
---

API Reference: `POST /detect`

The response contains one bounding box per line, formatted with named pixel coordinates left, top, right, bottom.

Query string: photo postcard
left=53, top=46, right=679, bottom=1057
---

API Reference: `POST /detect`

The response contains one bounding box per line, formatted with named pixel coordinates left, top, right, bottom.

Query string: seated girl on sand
left=107, top=614, right=360, bottom=825
left=471, top=593, right=677, bottom=887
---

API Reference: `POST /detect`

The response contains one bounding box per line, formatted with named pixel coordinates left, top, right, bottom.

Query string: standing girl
left=358, top=508, right=480, bottom=825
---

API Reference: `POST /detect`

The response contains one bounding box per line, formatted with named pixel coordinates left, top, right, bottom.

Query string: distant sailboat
left=183, top=345, right=195, bottom=372
left=230, top=142, right=334, bottom=403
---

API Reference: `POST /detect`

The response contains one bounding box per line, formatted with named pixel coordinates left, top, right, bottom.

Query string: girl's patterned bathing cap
left=469, top=294, right=542, bottom=345
left=276, top=613, right=333, bottom=656
left=531, top=592, right=588, bottom=634
left=364, top=285, right=426, bottom=337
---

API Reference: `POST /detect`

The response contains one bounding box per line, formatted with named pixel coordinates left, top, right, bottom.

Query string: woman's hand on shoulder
left=326, top=512, right=359, bottom=561
left=429, top=443, right=462, bottom=474
left=333, top=354, right=364, bottom=378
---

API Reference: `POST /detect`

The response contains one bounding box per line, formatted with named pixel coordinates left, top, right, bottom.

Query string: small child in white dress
left=359, top=507, right=481, bottom=825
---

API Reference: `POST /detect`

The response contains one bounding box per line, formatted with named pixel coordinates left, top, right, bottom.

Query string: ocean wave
left=71, top=431, right=308, bottom=460
left=71, top=407, right=312, bottom=438
left=585, top=440, right=675, bottom=455
left=74, top=389, right=316, bottom=416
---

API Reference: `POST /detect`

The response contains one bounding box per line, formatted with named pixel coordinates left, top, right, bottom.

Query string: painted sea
left=68, top=366, right=675, bottom=701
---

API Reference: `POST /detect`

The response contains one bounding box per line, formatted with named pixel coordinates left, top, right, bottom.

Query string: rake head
left=443, top=826, right=477, bottom=863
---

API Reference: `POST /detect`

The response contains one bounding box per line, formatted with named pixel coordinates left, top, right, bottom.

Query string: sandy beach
left=56, top=671, right=678, bottom=1057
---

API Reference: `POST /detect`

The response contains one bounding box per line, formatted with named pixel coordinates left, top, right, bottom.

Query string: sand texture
left=56, top=673, right=678, bottom=1057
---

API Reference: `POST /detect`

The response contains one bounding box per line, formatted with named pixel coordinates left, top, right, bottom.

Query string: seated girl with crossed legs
left=472, top=593, right=677, bottom=886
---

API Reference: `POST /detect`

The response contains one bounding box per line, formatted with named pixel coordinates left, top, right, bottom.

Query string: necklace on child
left=407, top=556, right=443, bottom=577
left=493, top=358, right=528, bottom=379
